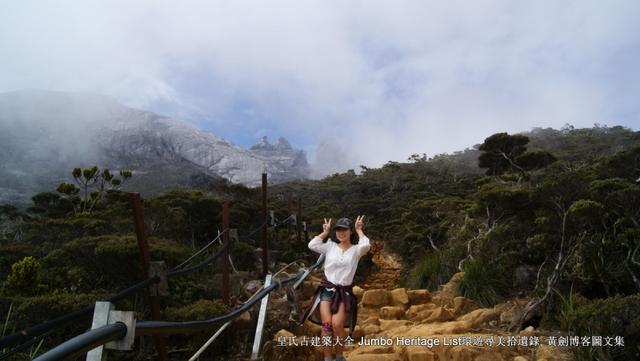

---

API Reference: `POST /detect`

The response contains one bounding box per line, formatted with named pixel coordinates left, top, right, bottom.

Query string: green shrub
left=0, top=243, right=35, bottom=281
left=166, top=279, right=212, bottom=306
left=164, top=299, right=230, bottom=359
left=165, top=299, right=229, bottom=321
left=406, top=252, right=447, bottom=290
left=553, top=287, right=597, bottom=361
left=571, top=295, right=640, bottom=360
left=41, top=236, right=191, bottom=291
left=455, top=258, right=508, bottom=307
left=232, top=242, right=258, bottom=272
left=3, top=256, right=43, bottom=296
left=12, top=291, right=110, bottom=329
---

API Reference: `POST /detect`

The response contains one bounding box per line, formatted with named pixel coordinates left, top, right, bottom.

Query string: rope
left=170, top=229, right=229, bottom=271
left=188, top=258, right=306, bottom=360
left=237, top=215, right=293, bottom=243
left=165, top=241, right=230, bottom=278
left=238, top=221, right=267, bottom=241
left=215, top=230, right=238, bottom=274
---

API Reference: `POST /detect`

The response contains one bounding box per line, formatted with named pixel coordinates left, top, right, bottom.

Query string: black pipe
left=0, top=241, right=229, bottom=350
left=0, top=275, right=158, bottom=351
left=135, top=270, right=303, bottom=336
left=32, top=323, right=127, bottom=361
left=33, top=271, right=302, bottom=359
left=7, top=246, right=322, bottom=359
left=136, top=253, right=324, bottom=336
left=29, top=255, right=325, bottom=360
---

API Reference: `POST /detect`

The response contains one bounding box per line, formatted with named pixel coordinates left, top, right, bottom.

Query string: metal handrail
left=32, top=323, right=127, bottom=361
left=0, top=240, right=231, bottom=353
left=32, top=253, right=326, bottom=361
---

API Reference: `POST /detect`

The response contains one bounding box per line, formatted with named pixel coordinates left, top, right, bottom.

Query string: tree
left=515, top=171, right=593, bottom=330
left=0, top=204, right=30, bottom=241
left=28, top=192, right=75, bottom=218
left=478, top=133, right=559, bottom=182
left=478, top=133, right=530, bottom=176
left=56, top=166, right=132, bottom=214
left=408, top=153, right=427, bottom=163
left=3, top=256, right=42, bottom=296
left=516, top=150, right=558, bottom=171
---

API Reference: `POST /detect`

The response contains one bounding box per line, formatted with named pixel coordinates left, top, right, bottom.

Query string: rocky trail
left=256, top=241, right=573, bottom=361
left=360, top=240, right=402, bottom=291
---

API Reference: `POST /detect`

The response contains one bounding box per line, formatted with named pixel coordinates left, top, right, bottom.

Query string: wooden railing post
left=297, top=198, right=303, bottom=244
left=222, top=202, right=230, bottom=305
left=129, top=193, right=169, bottom=361
left=287, top=193, right=293, bottom=239
left=261, top=173, right=269, bottom=277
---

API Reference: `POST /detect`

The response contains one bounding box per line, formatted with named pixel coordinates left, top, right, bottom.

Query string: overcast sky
left=1, top=0, right=639, bottom=177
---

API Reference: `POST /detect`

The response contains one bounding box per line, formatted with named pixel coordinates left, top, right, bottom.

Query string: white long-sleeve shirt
left=307, top=235, right=371, bottom=286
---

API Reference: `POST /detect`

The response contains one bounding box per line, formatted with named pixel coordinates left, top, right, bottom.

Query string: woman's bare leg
left=319, top=300, right=333, bottom=359
left=331, top=302, right=347, bottom=358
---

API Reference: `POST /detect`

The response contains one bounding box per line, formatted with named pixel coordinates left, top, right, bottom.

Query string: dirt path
left=360, top=240, right=402, bottom=291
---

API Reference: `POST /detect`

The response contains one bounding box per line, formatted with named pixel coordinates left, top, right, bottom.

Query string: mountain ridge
left=0, top=90, right=310, bottom=205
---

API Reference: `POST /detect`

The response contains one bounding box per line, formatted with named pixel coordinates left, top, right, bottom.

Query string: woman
left=300, top=215, right=370, bottom=361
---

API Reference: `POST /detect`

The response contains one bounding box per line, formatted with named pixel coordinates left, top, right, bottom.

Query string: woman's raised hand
left=355, top=215, right=365, bottom=233
left=321, top=218, right=332, bottom=236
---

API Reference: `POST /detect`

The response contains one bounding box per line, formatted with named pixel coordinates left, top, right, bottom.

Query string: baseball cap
left=333, top=217, right=352, bottom=230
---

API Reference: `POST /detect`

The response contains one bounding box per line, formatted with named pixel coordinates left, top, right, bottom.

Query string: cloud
left=1, top=0, right=639, bottom=178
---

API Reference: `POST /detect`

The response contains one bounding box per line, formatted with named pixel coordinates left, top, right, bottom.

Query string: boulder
left=424, top=307, right=454, bottom=323
left=405, top=347, right=436, bottom=361
left=379, top=319, right=414, bottom=331
left=362, top=289, right=391, bottom=308
left=349, top=344, right=395, bottom=355
left=363, top=317, right=381, bottom=326
left=234, top=310, right=253, bottom=330
left=519, top=326, right=535, bottom=337
left=457, top=308, right=499, bottom=328
left=453, top=297, right=479, bottom=316
left=363, top=324, right=381, bottom=335
left=407, top=289, right=431, bottom=305
left=390, top=288, right=410, bottom=308
left=244, top=280, right=263, bottom=294
left=499, top=303, right=523, bottom=326
left=535, top=344, right=571, bottom=361
left=270, top=297, right=289, bottom=314
left=406, top=303, right=437, bottom=319
left=380, top=306, right=406, bottom=320
left=448, top=345, right=481, bottom=361
left=351, top=325, right=364, bottom=340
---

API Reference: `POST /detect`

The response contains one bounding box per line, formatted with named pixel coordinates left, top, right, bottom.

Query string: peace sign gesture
left=355, top=215, right=365, bottom=233
left=321, top=217, right=332, bottom=237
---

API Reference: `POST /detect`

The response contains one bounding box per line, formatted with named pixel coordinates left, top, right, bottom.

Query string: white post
left=251, top=274, right=272, bottom=359
left=86, top=302, right=113, bottom=361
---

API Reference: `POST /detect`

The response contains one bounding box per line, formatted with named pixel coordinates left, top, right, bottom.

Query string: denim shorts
left=319, top=287, right=334, bottom=301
